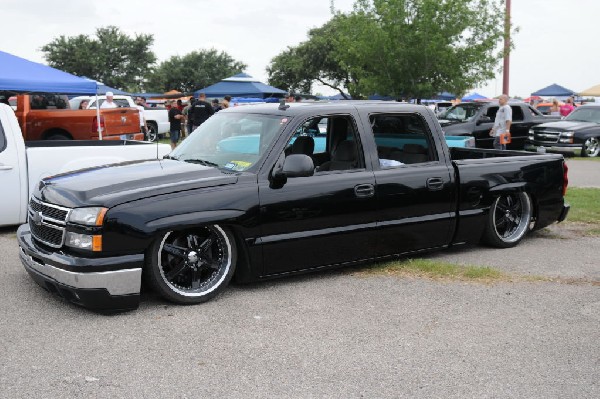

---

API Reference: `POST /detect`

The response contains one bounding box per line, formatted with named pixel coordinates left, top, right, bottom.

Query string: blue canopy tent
left=194, top=73, right=286, bottom=99
left=435, top=92, right=456, bottom=101
left=531, top=84, right=576, bottom=97
left=461, top=92, right=488, bottom=102
left=0, top=50, right=97, bottom=94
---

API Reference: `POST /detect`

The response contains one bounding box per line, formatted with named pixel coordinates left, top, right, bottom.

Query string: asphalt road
left=0, top=160, right=597, bottom=398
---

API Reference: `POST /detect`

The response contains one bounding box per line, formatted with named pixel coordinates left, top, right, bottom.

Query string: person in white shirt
left=490, top=94, right=512, bottom=150
left=100, top=91, right=118, bottom=109
left=134, top=96, right=148, bottom=136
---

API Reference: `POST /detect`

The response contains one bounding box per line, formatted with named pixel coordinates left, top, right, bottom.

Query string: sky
left=2, top=0, right=599, bottom=98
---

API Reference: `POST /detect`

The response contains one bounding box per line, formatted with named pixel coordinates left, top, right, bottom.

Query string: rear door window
left=369, top=113, right=437, bottom=167
left=511, top=106, right=524, bottom=121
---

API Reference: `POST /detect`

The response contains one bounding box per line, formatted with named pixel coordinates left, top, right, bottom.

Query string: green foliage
left=146, top=49, right=247, bottom=93
left=41, top=26, right=156, bottom=92
left=268, top=0, right=508, bottom=99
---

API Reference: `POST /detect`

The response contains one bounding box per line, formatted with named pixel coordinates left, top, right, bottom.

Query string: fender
left=146, top=209, right=246, bottom=231
left=488, top=181, right=528, bottom=193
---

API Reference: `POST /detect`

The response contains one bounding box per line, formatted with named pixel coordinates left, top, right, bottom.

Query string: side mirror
left=476, top=116, right=492, bottom=125
left=269, top=154, right=314, bottom=189
left=283, top=154, right=314, bottom=177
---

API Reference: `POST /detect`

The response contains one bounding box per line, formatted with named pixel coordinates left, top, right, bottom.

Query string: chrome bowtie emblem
left=31, top=211, right=43, bottom=226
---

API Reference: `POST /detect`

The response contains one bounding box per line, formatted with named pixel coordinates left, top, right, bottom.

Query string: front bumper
left=18, top=224, right=142, bottom=312
left=524, top=142, right=581, bottom=156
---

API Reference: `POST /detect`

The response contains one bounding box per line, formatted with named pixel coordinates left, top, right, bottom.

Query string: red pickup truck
left=14, top=94, right=143, bottom=141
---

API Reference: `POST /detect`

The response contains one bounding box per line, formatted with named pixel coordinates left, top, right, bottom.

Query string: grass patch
left=360, top=258, right=505, bottom=281
left=566, top=156, right=600, bottom=162
left=564, top=187, right=600, bottom=224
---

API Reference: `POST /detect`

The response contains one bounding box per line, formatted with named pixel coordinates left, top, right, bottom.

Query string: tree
left=146, top=49, right=247, bottom=93
left=267, top=15, right=360, bottom=99
left=267, top=0, right=508, bottom=99
left=41, top=26, right=156, bottom=92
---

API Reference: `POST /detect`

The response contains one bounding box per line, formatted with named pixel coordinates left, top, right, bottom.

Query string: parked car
left=17, top=102, right=569, bottom=312
left=0, top=103, right=171, bottom=226
left=71, top=95, right=170, bottom=141
left=14, top=94, right=143, bottom=141
left=439, top=102, right=560, bottom=149
left=525, top=104, right=600, bottom=157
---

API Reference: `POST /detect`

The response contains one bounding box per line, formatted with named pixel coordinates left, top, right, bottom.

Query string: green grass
left=564, top=187, right=600, bottom=224
left=360, top=258, right=505, bottom=281
left=566, top=156, right=600, bottom=162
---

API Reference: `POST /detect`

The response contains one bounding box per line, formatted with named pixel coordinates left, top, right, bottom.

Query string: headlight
left=561, top=131, right=574, bottom=137
left=65, top=232, right=102, bottom=251
left=68, top=207, right=107, bottom=226
left=528, top=129, right=535, bottom=134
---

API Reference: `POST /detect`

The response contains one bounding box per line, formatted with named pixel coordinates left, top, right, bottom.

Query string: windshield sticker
left=280, top=118, right=288, bottom=124
left=224, top=160, right=252, bottom=171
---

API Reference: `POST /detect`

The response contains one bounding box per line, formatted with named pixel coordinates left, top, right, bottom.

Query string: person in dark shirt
left=212, top=98, right=223, bottom=112
left=191, top=93, right=215, bottom=130
left=168, top=100, right=184, bottom=149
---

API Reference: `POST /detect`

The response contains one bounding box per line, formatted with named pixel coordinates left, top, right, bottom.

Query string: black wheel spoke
left=198, top=235, right=214, bottom=254
left=165, top=260, right=189, bottom=280
left=163, top=243, right=187, bottom=258
left=204, top=260, right=221, bottom=270
left=191, top=268, right=203, bottom=289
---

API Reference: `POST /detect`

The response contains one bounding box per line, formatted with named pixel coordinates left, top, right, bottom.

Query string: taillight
left=562, top=161, right=568, bottom=196
left=92, top=116, right=106, bottom=133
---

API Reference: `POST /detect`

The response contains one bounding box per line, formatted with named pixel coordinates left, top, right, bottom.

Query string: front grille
left=29, top=221, right=64, bottom=247
left=28, top=197, right=71, bottom=248
left=533, top=129, right=561, bottom=144
left=29, top=198, right=69, bottom=222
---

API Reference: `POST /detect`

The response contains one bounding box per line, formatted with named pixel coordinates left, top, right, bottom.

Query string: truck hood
left=535, top=120, right=599, bottom=131
left=36, top=159, right=238, bottom=208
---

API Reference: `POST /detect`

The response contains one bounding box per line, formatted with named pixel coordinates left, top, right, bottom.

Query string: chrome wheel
left=148, top=225, right=236, bottom=303
left=582, top=137, right=600, bottom=157
left=483, top=192, right=532, bottom=248
left=146, top=123, right=158, bottom=142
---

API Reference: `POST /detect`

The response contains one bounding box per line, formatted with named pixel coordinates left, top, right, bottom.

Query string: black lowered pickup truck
left=440, top=102, right=560, bottom=150
left=18, top=102, right=570, bottom=312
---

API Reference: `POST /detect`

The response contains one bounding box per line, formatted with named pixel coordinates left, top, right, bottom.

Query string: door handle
left=0, top=163, right=14, bottom=171
left=426, top=177, right=444, bottom=191
left=354, top=183, right=375, bottom=198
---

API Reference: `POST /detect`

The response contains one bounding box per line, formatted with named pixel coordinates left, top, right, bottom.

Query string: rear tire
left=146, top=225, right=236, bottom=304
left=482, top=192, right=532, bottom=248
left=581, top=137, right=600, bottom=157
left=146, top=122, right=158, bottom=142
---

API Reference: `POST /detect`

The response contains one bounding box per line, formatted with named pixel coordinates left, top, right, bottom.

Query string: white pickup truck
left=0, top=103, right=171, bottom=226
left=70, top=95, right=170, bottom=141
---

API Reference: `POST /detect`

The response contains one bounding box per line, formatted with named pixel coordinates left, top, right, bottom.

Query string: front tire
left=146, top=225, right=236, bottom=304
left=581, top=137, right=600, bottom=157
left=482, top=192, right=532, bottom=248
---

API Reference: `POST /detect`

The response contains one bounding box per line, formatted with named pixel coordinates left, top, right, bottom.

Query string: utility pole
left=502, top=0, right=511, bottom=95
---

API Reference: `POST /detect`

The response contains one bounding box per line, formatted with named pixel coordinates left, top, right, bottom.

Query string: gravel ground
left=0, top=159, right=597, bottom=398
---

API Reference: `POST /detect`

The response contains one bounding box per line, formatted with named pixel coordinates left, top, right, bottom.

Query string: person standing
left=191, top=93, right=214, bottom=130
left=489, top=94, right=512, bottom=150
left=100, top=92, right=118, bottom=109
left=549, top=99, right=561, bottom=116
left=222, top=95, right=231, bottom=109
left=560, top=97, right=575, bottom=117
left=183, top=97, right=195, bottom=135
left=212, top=98, right=223, bottom=112
left=168, top=100, right=184, bottom=150
left=134, top=97, right=148, bottom=138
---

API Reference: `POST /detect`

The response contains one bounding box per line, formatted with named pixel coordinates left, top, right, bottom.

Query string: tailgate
left=101, top=108, right=141, bottom=137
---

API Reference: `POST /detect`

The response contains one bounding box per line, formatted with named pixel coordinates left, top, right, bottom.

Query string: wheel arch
left=42, top=128, right=73, bottom=140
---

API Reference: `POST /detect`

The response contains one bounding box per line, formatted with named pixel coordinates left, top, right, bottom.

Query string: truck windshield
left=564, top=108, right=600, bottom=123
left=169, top=112, right=287, bottom=171
left=440, top=103, right=483, bottom=122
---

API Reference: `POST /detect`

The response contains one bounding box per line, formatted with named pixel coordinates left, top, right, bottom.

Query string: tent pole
left=95, top=86, right=102, bottom=140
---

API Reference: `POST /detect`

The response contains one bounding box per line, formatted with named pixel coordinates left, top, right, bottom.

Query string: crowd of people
left=165, top=94, right=232, bottom=149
